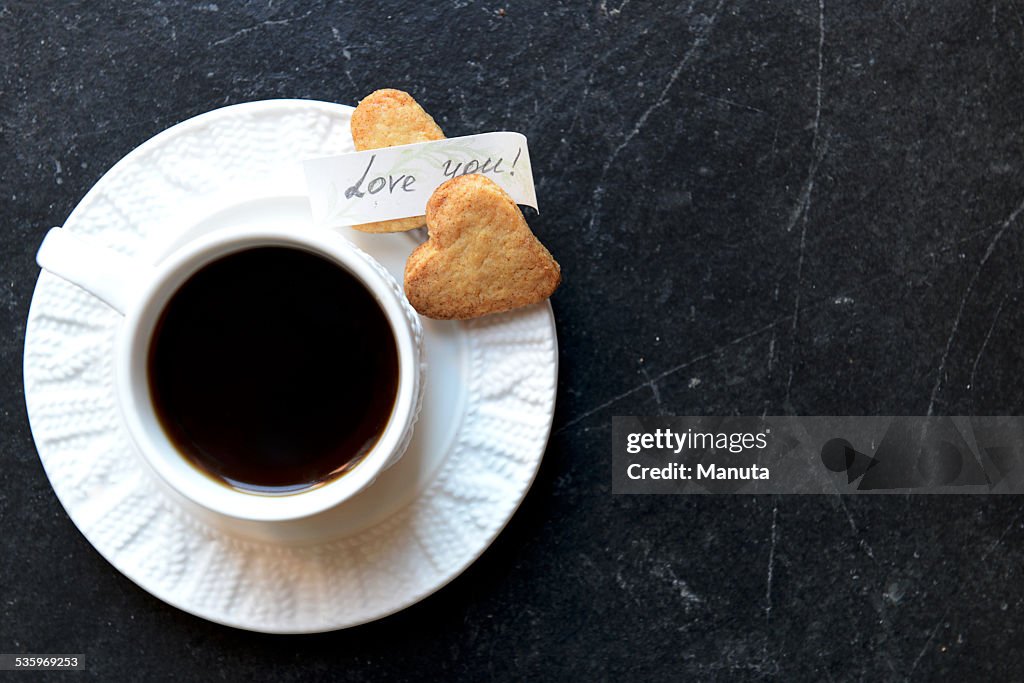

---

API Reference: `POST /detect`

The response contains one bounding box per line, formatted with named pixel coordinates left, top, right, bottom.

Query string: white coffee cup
left=36, top=225, right=423, bottom=522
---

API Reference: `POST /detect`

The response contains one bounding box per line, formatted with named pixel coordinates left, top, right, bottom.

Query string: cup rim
left=115, top=225, right=420, bottom=522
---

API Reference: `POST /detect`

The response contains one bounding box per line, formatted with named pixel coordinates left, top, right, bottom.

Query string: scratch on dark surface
left=812, top=0, right=825, bottom=137
left=782, top=148, right=820, bottom=236
left=599, top=0, right=631, bottom=17
left=908, top=604, right=950, bottom=680
left=760, top=502, right=780, bottom=672
left=782, top=0, right=826, bottom=235
left=343, top=65, right=358, bottom=92
left=927, top=194, right=1024, bottom=415
left=783, top=146, right=825, bottom=389
left=765, top=503, right=778, bottom=623
left=640, top=367, right=664, bottom=412
left=70, top=114, right=186, bottom=141
left=968, top=289, right=1011, bottom=392
left=980, top=196, right=1024, bottom=264
left=694, top=90, right=767, bottom=114
left=980, top=511, right=1022, bottom=562
left=784, top=0, right=827, bottom=407
left=649, top=561, right=703, bottom=607
left=928, top=286, right=972, bottom=415
left=586, top=0, right=724, bottom=242
left=764, top=283, right=780, bottom=415
left=834, top=496, right=878, bottom=563
left=211, top=9, right=314, bottom=46
left=566, top=71, right=596, bottom=135
left=1009, top=0, right=1024, bottom=30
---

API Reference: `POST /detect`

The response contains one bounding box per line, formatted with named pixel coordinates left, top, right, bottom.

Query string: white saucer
left=22, top=100, right=558, bottom=633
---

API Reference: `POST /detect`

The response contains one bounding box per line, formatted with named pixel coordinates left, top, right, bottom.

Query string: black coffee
left=148, top=246, right=399, bottom=494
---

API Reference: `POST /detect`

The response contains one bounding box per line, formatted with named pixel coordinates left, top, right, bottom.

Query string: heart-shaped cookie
left=404, top=174, right=561, bottom=320
left=350, top=88, right=445, bottom=233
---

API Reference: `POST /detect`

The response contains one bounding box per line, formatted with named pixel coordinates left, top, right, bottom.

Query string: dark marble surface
left=3, top=1, right=1024, bottom=680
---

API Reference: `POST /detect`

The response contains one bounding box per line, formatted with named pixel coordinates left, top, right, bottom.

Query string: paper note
left=303, top=132, right=537, bottom=227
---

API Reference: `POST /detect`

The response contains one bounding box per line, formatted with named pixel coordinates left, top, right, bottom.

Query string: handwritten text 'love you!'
left=303, top=132, right=538, bottom=226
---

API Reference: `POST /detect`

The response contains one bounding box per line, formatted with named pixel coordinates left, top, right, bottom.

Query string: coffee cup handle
left=36, top=227, right=152, bottom=315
